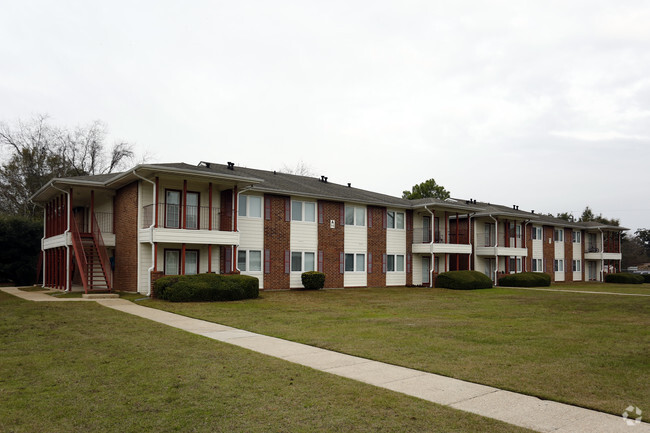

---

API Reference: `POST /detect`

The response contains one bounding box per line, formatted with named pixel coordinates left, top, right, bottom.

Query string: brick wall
left=114, top=181, right=138, bottom=291
left=264, top=194, right=290, bottom=290
left=525, top=224, right=533, bottom=272
left=367, top=206, right=386, bottom=287
left=564, top=228, right=573, bottom=282
left=150, top=270, right=164, bottom=297
left=543, top=226, right=555, bottom=282
left=317, top=200, right=344, bottom=288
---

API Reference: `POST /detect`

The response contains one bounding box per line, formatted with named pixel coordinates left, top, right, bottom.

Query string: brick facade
left=317, top=200, right=344, bottom=288
left=564, top=228, right=573, bottom=282
left=543, top=226, right=555, bottom=282
left=367, top=206, right=387, bottom=287
left=114, top=181, right=138, bottom=291
left=264, top=194, right=291, bottom=290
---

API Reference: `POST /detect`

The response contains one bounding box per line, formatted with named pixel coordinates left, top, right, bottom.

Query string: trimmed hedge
left=301, top=271, right=325, bottom=290
left=154, top=273, right=259, bottom=302
left=435, top=270, right=493, bottom=290
left=604, top=273, right=644, bottom=284
left=642, top=274, right=650, bottom=284
left=498, top=272, right=551, bottom=287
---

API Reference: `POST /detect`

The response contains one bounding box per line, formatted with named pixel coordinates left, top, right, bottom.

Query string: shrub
left=498, top=272, right=551, bottom=287
left=435, top=270, right=493, bottom=290
left=154, top=273, right=259, bottom=302
left=301, top=271, right=325, bottom=290
left=642, top=274, right=650, bottom=284
left=604, top=273, right=644, bottom=284
left=0, top=216, right=42, bottom=285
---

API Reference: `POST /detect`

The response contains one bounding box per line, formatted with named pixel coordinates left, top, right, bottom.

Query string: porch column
left=444, top=212, right=448, bottom=243
left=155, top=177, right=159, bottom=228
left=208, top=182, right=213, bottom=231
left=90, top=190, right=95, bottom=232
left=208, top=245, right=212, bottom=273
left=182, top=180, right=187, bottom=229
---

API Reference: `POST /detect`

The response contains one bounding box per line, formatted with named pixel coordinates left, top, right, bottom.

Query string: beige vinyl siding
left=344, top=207, right=367, bottom=287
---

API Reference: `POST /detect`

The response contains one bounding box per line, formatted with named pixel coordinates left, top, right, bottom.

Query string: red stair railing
left=92, top=212, right=113, bottom=291
left=70, top=214, right=89, bottom=292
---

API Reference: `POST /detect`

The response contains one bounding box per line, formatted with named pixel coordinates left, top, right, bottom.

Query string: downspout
left=598, top=227, right=604, bottom=282
left=51, top=184, right=71, bottom=292
left=234, top=185, right=254, bottom=273
left=424, top=205, right=435, bottom=288
left=488, top=215, right=499, bottom=285
left=132, top=170, right=156, bottom=297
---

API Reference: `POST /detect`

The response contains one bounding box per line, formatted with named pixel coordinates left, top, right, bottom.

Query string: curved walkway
left=3, top=287, right=648, bottom=433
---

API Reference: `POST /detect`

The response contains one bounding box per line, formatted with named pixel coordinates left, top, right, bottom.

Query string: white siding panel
left=138, top=243, right=152, bottom=294
left=554, top=241, right=564, bottom=258
left=344, top=272, right=367, bottom=287
left=239, top=218, right=264, bottom=249
left=290, top=222, right=318, bottom=251
left=412, top=255, right=423, bottom=286
left=344, top=225, right=367, bottom=252
left=386, top=272, right=406, bottom=286
left=532, top=240, right=543, bottom=259
left=386, top=228, right=406, bottom=252
left=555, top=271, right=565, bottom=282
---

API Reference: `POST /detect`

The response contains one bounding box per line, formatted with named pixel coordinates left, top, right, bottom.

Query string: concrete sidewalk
left=3, top=287, right=648, bottom=433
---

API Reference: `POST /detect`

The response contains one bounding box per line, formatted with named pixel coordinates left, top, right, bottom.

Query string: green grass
left=544, top=282, right=650, bottom=295
left=139, top=285, right=650, bottom=416
left=0, top=291, right=532, bottom=433
left=16, top=286, right=49, bottom=292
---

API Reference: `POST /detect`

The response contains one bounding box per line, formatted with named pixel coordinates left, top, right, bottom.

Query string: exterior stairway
left=80, top=234, right=111, bottom=292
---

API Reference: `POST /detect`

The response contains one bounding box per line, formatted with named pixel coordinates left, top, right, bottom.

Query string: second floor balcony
left=142, top=204, right=223, bottom=230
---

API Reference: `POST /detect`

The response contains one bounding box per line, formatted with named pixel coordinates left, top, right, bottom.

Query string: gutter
left=132, top=169, right=156, bottom=297
left=50, top=183, right=71, bottom=292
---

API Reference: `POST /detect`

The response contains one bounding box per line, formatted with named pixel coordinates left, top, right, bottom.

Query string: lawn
left=139, top=285, right=650, bottom=416
left=0, top=290, right=532, bottom=433
left=540, top=282, right=650, bottom=295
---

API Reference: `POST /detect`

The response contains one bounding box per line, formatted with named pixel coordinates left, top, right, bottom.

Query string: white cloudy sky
left=1, top=1, right=649, bottom=231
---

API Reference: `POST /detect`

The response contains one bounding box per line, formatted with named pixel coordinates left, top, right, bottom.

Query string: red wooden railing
left=92, top=212, right=112, bottom=291
left=70, top=214, right=89, bottom=292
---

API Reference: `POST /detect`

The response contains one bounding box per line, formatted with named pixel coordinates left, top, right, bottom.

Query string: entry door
left=588, top=261, right=596, bottom=281
left=422, top=256, right=430, bottom=285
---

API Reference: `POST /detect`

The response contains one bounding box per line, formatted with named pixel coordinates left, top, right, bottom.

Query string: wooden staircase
left=80, top=234, right=110, bottom=291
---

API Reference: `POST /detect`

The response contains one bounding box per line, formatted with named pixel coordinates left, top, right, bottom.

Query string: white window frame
left=532, top=258, right=542, bottom=272
left=344, top=253, right=365, bottom=272
left=532, top=226, right=542, bottom=240
left=387, top=211, right=405, bottom=230
left=291, top=251, right=316, bottom=273
left=345, top=205, right=366, bottom=227
left=238, top=249, right=262, bottom=272
left=291, top=200, right=316, bottom=223
left=554, top=259, right=564, bottom=272
left=554, top=229, right=564, bottom=242
left=572, top=231, right=581, bottom=243
left=386, top=254, right=405, bottom=272
left=572, top=259, right=581, bottom=272
left=239, top=195, right=262, bottom=218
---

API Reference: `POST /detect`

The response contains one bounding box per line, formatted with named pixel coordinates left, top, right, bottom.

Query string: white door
left=422, top=256, right=430, bottom=285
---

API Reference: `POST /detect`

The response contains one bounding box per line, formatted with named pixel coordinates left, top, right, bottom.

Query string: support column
left=444, top=212, right=448, bottom=243
left=182, top=180, right=187, bottom=229
left=208, top=182, right=213, bottom=231
left=90, top=190, right=95, bottom=232
left=208, top=245, right=212, bottom=273
left=181, top=243, right=186, bottom=275
left=155, top=177, right=159, bottom=228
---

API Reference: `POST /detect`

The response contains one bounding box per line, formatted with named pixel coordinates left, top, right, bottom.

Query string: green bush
left=301, top=271, right=325, bottom=290
left=0, top=216, right=42, bottom=286
left=498, top=272, right=551, bottom=287
left=154, top=273, right=259, bottom=302
left=435, top=270, right=493, bottom=290
left=641, top=274, right=650, bottom=284
left=604, top=273, right=644, bottom=284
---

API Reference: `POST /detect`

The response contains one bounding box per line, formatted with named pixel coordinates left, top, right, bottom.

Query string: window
left=554, top=259, right=564, bottom=272
left=554, top=229, right=564, bottom=242
left=532, top=258, right=542, bottom=272
left=345, top=205, right=366, bottom=226
left=532, top=226, right=542, bottom=240
left=185, top=192, right=199, bottom=229
left=484, top=223, right=494, bottom=246
left=291, top=251, right=315, bottom=272
left=164, top=249, right=180, bottom=275
left=387, top=211, right=405, bottom=229
left=291, top=200, right=316, bottom=222
left=165, top=190, right=181, bottom=228
left=572, top=259, right=581, bottom=272
left=516, top=225, right=521, bottom=239
left=239, top=195, right=262, bottom=218
left=238, top=250, right=262, bottom=272
left=185, top=250, right=198, bottom=275
left=344, top=253, right=365, bottom=272
left=387, top=254, right=405, bottom=272
left=572, top=231, right=581, bottom=243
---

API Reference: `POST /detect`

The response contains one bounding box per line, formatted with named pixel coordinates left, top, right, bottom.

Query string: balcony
left=141, top=204, right=238, bottom=246
left=412, top=228, right=471, bottom=254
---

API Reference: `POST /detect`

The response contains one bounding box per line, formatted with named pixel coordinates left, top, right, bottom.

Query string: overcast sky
left=1, top=1, right=649, bottom=231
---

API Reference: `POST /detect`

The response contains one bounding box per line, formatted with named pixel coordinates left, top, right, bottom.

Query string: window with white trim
left=344, top=253, right=365, bottom=272
left=572, top=231, right=581, bottom=243
left=554, top=229, right=564, bottom=242
left=554, top=259, right=564, bottom=272
left=387, top=211, right=405, bottom=229
left=345, top=205, right=366, bottom=226
left=386, top=254, right=405, bottom=272
left=572, top=259, right=581, bottom=272
left=185, top=250, right=199, bottom=275
left=532, top=226, right=542, bottom=240
left=291, top=200, right=316, bottom=222
left=291, top=251, right=315, bottom=272
left=238, top=250, right=262, bottom=272
left=509, top=257, right=522, bottom=273
left=532, top=258, right=542, bottom=272
left=239, top=195, right=262, bottom=218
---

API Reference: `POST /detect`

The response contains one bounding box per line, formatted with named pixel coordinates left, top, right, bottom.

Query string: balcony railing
left=142, top=204, right=221, bottom=230
left=413, top=229, right=468, bottom=244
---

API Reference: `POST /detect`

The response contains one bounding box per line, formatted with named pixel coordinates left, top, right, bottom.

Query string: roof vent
left=320, top=175, right=328, bottom=183
left=531, top=210, right=535, bottom=214
left=347, top=182, right=351, bottom=188
left=227, top=162, right=235, bottom=170
left=516, top=205, right=519, bottom=210
left=274, top=170, right=276, bottom=175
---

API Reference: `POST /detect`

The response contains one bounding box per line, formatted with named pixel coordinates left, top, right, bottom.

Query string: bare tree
left=280, top=160, right=314, bottom=177
left=0, top=115, right=135, bottom=217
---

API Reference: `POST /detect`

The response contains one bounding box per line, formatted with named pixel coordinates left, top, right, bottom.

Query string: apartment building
left=31, top=162, right=625, bottom=294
